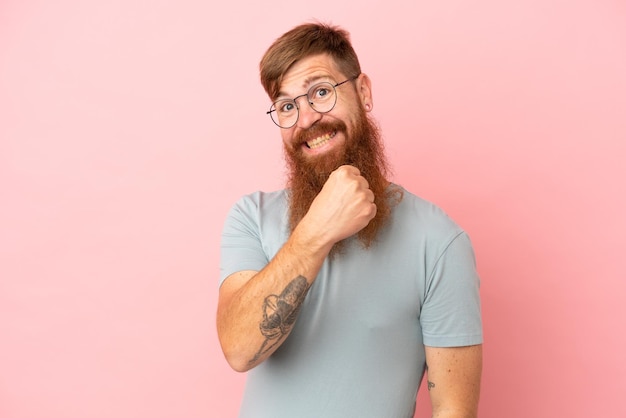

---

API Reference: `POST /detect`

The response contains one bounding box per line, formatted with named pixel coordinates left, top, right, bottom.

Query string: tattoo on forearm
left=428, top=381, right=436, bottom=391
left=249, top=275, right=309, bottom=365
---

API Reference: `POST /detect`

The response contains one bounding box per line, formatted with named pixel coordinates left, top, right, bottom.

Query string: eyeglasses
left=267, top=76, right=359, bottom=129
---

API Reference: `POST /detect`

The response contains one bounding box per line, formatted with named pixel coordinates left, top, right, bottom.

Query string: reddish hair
left=260, top=22, right=362, bottom=100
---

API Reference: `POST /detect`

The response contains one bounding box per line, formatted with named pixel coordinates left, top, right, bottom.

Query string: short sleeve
left=219, top=195, right=270, bottom=287
left=421, top=231, right=483, bottom=347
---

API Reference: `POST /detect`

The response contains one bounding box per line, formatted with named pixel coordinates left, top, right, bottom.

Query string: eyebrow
left=276, top=75, right=333, bottom=100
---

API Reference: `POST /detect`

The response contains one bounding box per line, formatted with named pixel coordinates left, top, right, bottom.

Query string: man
left=217, top=22, right=482, bottom=418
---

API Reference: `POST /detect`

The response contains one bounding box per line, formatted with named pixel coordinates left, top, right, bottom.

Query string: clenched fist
left=299, top=165, right=377, bottom=248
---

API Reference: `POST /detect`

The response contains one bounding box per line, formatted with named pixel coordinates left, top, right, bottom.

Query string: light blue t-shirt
left=219, top=186, right=482, bottom=418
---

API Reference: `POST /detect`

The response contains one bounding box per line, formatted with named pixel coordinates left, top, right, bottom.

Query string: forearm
left=217, top=223, right=332, bottom=371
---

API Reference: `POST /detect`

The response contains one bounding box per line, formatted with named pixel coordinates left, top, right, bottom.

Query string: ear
left=356, top=73, right=374, bottom=112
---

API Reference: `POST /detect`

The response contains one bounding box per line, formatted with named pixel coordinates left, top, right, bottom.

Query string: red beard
left=284, top=106, right=400, bottom=254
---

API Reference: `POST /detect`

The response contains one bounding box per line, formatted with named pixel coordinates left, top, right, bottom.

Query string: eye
left=276, top=100, right=295, bottom=114
left=312, top=85, right=332, bottom=99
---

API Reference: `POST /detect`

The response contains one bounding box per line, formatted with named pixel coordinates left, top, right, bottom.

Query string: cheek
left=281, top=130, right=296, bottom=150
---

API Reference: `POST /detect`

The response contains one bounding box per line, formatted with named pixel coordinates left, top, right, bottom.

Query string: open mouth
left=305, top=130, right=337, bottom=149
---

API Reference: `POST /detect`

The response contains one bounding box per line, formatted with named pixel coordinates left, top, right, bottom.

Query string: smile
left=306, top=131, right=336, bottom=149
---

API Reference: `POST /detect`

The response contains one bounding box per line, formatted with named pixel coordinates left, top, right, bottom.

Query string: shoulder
left=223, top=189, right=290, bottom=247
left=231, top=189, right=288, bottom=212
left=392, top=185, right=464, bottom=240
left=227, top=189, right=289, bottom=224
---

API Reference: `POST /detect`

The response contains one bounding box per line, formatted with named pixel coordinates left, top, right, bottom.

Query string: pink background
left=1, top=1, right=625, bottom=417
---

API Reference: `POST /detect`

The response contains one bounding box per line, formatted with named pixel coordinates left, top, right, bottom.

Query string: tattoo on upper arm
left=428, top=380, right=436, bottom=391
left=249, top=275, right=309, bottom=365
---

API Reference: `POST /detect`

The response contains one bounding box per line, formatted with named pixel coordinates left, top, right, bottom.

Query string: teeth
left=306, top=132, right=334, bottom=149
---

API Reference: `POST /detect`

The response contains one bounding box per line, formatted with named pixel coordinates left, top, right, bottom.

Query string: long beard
left=284, top=106, right=399, bottom=254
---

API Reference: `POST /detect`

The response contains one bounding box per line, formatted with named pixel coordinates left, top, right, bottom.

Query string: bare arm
left=217, top=165, right=376, bottom=372
left=217, top=232, right=329, bottom=372
left=425, top=344, right=483, bottom=418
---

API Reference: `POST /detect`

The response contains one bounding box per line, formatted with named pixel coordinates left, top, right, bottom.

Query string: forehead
left=279, top=54, right=343, bottom=96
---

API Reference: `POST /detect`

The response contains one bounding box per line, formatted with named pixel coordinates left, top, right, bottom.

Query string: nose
left=295, top=96, right=322, bottom=129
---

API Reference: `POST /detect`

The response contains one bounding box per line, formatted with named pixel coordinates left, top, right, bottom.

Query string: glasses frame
left=266, top=75, right=360, bottom=129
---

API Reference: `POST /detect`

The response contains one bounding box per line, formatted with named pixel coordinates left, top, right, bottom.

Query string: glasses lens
left=307, top=82, right=337, bottom=113
left=268, top=82, right=341, bottom=128
left=270, top=99, right=297, bottom=128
